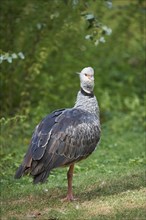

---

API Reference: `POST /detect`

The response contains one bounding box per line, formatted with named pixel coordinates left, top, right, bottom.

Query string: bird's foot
left=61, top=194, right=78, bottom=202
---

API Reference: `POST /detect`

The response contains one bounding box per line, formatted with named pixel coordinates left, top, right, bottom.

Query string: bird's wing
left=30, top=108, right=100, bottom=175
left=15, top=108, right=100, bottom=183
left=14, top=108, right=65, bottom=178
left=30, top=108, right=65, bottom=160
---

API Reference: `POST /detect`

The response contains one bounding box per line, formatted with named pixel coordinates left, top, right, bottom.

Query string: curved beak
left=87, top=75, right=91, bottom=79
left=87, top=75, right=94, bottom=81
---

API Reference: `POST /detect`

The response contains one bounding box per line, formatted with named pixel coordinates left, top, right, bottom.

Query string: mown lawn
left=0, top=114, right=146, bottom=220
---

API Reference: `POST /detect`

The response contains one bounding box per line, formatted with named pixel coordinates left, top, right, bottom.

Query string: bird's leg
left=62, top=164, right=76, bottom=202
left=66, top=164, right=74, bottom=201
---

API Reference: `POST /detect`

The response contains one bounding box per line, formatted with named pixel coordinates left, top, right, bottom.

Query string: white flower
left=7, top=57, right=12, bottom=63
left=102, top=26, right=112, bottom=35
left=11, top=53, right=17, bottom=59
left=94, top=40, right=99, bottom=46
left=85, top=35, right=91, bottom=40
left=44, top=189, right=48, bottom=192
left=106, top=28, right=112, bottom=35
left=99, top=37, right=106, bottom=43
left=18, top=52, right=25, bottom=59
left=102, top=26, right=108, bottom=31
left=0, top=55, right=3, bottom=63
left=106, top=1, right=112, bottom=9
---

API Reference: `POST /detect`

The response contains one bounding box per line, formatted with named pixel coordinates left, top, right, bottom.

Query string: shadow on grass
left=2, top=170, right=144, bottom=203
left=90, top=207, right=146, bottom=220
left=77, top=171, right=145, bottom=201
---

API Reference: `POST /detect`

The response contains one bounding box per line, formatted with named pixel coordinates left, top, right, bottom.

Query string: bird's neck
left=80, top=81, right=94, bottom=94
left=80, top=87, right=94, bottom=98
left=74, top=88, right=99, bottom=116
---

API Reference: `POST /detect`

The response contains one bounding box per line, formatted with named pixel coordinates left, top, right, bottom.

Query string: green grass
left=0, top=114, right=146, bottom=220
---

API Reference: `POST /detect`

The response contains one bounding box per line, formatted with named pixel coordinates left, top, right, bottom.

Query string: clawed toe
left=61, top=195, right=78, bottom=202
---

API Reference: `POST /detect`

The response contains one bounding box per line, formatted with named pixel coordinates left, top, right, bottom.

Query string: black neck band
left=80, top=88, right=94, bottom=98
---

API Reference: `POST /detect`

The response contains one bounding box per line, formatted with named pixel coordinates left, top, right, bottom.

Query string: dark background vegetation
left=0, top=0, right=145, bottom=219
left=0, top=0, right=145, bottom=122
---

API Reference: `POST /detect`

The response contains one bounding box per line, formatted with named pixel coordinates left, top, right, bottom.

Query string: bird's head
left=78, top=67, right=95, bottom=93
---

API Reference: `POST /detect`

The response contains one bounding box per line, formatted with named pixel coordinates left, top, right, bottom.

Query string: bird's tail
left=33, top=169, right=51, bottom=184
left=15, top=163, right=51, bottom=184
left=14, top=148, right=32, bottom=179
left=14, top=164, right=30, bottom=179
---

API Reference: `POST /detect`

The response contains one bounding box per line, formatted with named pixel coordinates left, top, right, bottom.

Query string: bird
left=14, top=67, right=101, bottom=201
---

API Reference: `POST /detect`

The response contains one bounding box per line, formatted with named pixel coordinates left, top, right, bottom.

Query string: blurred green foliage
left=0, top=0, right=145, bottom=127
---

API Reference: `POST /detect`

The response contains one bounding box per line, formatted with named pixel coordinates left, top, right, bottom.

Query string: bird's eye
left=85, top=73, right=87, bottom=76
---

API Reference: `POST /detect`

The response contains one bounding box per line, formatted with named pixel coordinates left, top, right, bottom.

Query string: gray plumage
left=15, top=67, right=101, bottom=199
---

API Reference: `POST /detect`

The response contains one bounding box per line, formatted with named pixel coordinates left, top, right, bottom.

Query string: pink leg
left=62, top=164, right=76, bottom=201
left=66, top=164, right=74, bottom=201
